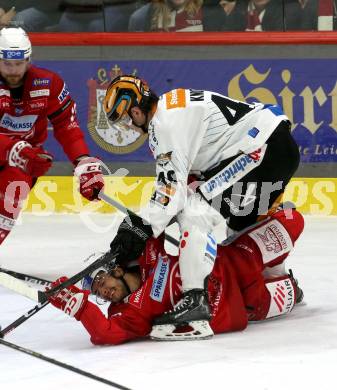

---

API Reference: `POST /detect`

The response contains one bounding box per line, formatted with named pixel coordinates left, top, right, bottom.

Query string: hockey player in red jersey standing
left=0, top=27, right=104, bottom=247
left=48, top=208, right=304, bottom=344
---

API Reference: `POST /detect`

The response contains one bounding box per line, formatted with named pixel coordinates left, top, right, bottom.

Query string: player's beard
left=3, top=74, right=24, bottom=88
left=109, top=280, right=128, bottom=303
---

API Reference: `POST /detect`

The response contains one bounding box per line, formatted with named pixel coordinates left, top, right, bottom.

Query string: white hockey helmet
left=0, top=27, right=32, bottom=60
left=81, top=266, right=107, bottom=293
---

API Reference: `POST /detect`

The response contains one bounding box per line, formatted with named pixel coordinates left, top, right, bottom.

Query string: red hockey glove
left=47, top=277, right=89, bottom=320
left=7, top=141, right=53, bottom=177
left=74, top=156, right=104, bottom=201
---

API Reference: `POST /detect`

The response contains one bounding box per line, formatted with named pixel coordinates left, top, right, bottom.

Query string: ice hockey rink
left=1, top=212, right=337, bottom=390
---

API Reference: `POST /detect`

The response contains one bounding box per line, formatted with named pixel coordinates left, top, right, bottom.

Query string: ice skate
left=288, top=269, right=304, bottom=304
left=150, top=289, right=214, bottom=341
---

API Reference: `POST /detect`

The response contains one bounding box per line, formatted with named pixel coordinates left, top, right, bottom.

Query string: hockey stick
left=0, top=338, right=132, bottom=390
left=0, top=272, right=46, bottom=302
left=0, top=250, right=118, bottom=338
left=0, top=267, right=51, bottom=286
left=98, top=191, right=180, bottom=247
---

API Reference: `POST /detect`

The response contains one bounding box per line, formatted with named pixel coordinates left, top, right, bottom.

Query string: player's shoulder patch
left=165, top=89, right=186, bottom=110
left=248, top=219, right=293, bottom=264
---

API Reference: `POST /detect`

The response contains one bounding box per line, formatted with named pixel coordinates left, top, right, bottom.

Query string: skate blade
left=150, top=320, right=214, bottom=341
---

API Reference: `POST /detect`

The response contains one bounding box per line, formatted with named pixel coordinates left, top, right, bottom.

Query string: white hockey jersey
left=141, top=88, right=288, bottom=237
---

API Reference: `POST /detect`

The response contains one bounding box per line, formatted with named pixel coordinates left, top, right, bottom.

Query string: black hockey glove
left=109, top=214, right=153, bottom=267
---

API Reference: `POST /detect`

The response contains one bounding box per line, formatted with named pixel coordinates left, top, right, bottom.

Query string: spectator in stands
left=104, top=1, right=148, bottom=32
left=218, top=0, right=245, bottom=31
left=296, top=0, right=335, bottom=30
left=57, top=0, right=105, bottom=31
left=218, top=0, right=285, bottom=31
left=0, top=2, right=61, bottom=31
left=128, top=0, right=224, bottom=32
left=58, top=0, right=149, bottom=32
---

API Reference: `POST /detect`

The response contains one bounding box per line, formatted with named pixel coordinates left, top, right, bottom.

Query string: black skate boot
left=288, top=269, right=304, bottom=304
left=150, top=289, right=214, bottom=341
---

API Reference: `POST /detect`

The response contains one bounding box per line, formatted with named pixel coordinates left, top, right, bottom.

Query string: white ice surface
left=0, top=213, right=337, bottom=390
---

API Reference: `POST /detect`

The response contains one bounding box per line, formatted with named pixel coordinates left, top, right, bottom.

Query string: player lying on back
left=48, top=207, right=304, bottom=344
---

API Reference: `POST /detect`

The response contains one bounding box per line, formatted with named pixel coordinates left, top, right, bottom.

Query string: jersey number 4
left=211, top=95, right=254, bottom=126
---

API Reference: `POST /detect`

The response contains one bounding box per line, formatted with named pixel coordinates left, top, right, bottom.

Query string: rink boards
left=23, top=176, right=337, bottom=215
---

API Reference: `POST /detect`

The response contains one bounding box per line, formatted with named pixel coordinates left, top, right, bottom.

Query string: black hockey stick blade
left=98, top=191, right=180, bottom=247
left=0, top=250, right=118, bottom=339
left=0, top=267, right=51, bottom=286
left=0, top=300, right=49, bottom=338
left=0, top=338, right=132, bottom=390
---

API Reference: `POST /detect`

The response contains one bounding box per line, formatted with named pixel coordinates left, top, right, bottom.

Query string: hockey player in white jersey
left=102, top=75, right=300, bottom=340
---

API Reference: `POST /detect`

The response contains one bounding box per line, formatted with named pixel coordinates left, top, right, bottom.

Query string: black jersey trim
left=48, top=99, right=72, bottom=120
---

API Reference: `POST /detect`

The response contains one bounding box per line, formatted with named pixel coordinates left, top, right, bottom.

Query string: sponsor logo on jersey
left=256, top=225, right=289, bottom=253
left=146, top=242, right=160, bottom=264
left=148, top=122, right=158, bottom=153
left=0, top=89, right=10, bottom=97
left=165, top=89, right=186, bottom=109
left=29, top=99, right=46, bottom=110
left=30, top=89, right=50, bottom=98
left=32, top=78, right=50, bottom=87
left=248, top=219, right=293, bottom=264
left=157, top=151, right=172, bottom=167
left=3, top=50, right=25, bottom=60
left=129, top=284, right=146, bottom=309
left=266, top=278, right=295, bottom=318
left=157, top=184, right=176, bottom=197
left=0, top=113, right=38, bottom=133
left=150, top=254, right=170, bottom=302
left=151, top=169, right=178, bottom=208
left=198, top=145, right=267, bottom=201
left=58, top=84, right=70, bottom=103
left=151, top=191, right=170, bottom=208
left=207, top=274, right=222, bottom=317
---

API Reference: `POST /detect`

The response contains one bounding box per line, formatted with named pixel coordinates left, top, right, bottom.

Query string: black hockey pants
left=199, top=121, right=300, bottom=232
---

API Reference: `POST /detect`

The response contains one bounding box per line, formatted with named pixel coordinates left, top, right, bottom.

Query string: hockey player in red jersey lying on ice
left=48, top=207, right=304, bottom=344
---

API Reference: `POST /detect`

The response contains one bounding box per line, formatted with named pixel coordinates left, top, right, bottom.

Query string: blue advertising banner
left=37, top=59, right=337, bottom=163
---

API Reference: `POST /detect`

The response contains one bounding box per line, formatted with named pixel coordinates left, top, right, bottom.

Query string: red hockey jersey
left=78, top=209, right=304, bottom=345
left=0, top=65, right=89, bottom=164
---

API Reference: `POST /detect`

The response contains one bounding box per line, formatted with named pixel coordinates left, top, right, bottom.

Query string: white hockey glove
left=48, top=277, right=89, bottom=320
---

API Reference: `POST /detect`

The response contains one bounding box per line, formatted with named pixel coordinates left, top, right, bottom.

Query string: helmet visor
left=110, top=111, right=142, bottom=134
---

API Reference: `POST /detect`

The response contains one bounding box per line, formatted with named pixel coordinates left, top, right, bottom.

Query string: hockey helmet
left=82, top=264, right=131, bottom=304
left=82, top=266, right=107, bottom=294
left=103, top=75, right=157, bottom=124
left=0, top=27, right=32, bottom=60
